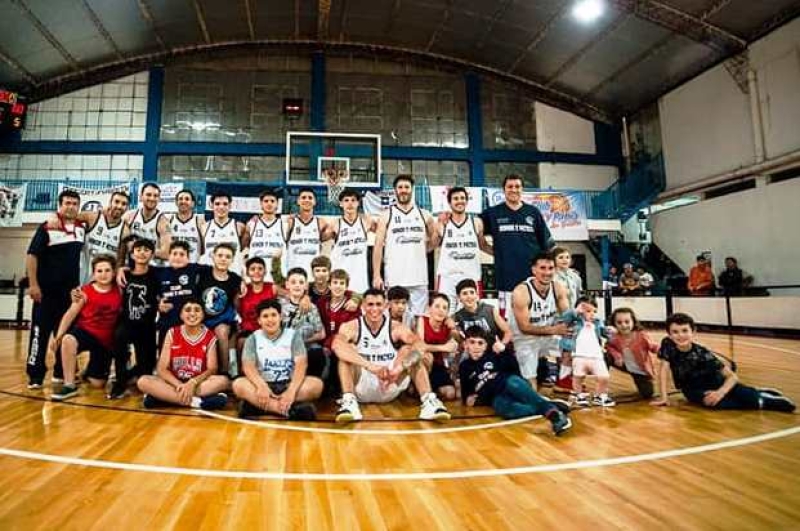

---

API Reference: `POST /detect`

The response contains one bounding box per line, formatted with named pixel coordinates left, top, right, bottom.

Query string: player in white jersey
left=435, top=186, right=491, bottom=313
left=285, top=188, right=332, bottom=278
left=332, top=288, right=451, bottom=422
left=372, top=175, right=437, bottom=316
left=200, top=191, right=248, bottom=276
left=512, top=251, right=571, bottom=389
left=246, top=189, right=287, bottom=283
left=120, top=183, right=171, bottom=265
left=169, top=189, right=205, bottom=263
left=330, top=189, right=376, bottom=294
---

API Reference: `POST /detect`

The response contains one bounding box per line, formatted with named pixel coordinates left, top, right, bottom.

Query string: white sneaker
left=335, top=393, right=363, bottom=423
left=419, top=393, right=451, bottom=421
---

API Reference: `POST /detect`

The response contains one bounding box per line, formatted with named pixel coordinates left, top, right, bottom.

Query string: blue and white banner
left=429, top=186, right=484, bottom=214
left=204, top=182, right=282, bottom=216
left=363, top=190, right=397, bottom=214
left=0, top=182, right=26, bottom=227
left=59, top=183, right=131, bottom=213
left=487, top=189, right=589, bottom=241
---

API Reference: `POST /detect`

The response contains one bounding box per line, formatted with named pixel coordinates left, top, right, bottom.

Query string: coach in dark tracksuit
left=25, top=190, right=85, bottom=388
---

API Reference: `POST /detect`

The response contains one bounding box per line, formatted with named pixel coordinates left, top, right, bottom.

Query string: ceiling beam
left=474, top=0, right=514, bottom=50
left=506, top=4, right=571, bottom=74
left=385, top=0, right=402, bottom=36
left=608, top=0, right=745, bottom=53
left=584, top=33, right=674, bottom=98
left=317, top=0, right=332, bottom=40
left=0, top=46, right=38, bottom=86
left=135, top=0, right=167, bottom=51
left=9, top=0, right=80, bottom=73
left=425, top=0, right=452, bottom=52
left=190, top=0, right=211, bottom=44
left=79, top=0, right=124, bottom=61
left=243, top=0, right=256, bottom=40
left=749, top=2, right=800, bottom=41
left=545, top=13, right=629, bottom=87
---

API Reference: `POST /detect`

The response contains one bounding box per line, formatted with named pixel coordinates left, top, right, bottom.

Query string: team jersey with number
left=246, top=216, right=287, bottom=283
left=167, top=325, right=216, bottom=382
left=330, top=216, right=369, bottom=293
left=384, top=205, right=429, bottom=286
left=81, top=213, right=124, bottom=283
left=436, top=215, right=481, bottom=280
left=201, top=218, right=243, bottom=275
left=250, top=328, right=300, bottom=383
left=129, top=208, right=165, bottom=266
left=169, top=213, right=203, bottom=263
left=356, top=315, right=397, bottom=367
left=286, top=216, right=321, bottom=277
left=512, top=279, right=558, bottom=344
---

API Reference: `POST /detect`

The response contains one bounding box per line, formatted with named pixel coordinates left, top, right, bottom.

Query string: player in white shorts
left=332, top=288, right=451, bottom=422
left=200, top=191, right=248, bottom=276
left=372, top=175, right=437, bottom=316
left=435, top=186, right=491, bottom=313
left=246, top=189, right=287, bottom=283
left=329, top=188, right=375, bottom=294
left=285, top=188, right=333, bottom=278
left=169, top=189, right=205, bottom=263
left=511, top=251, right=571, bottom=389
left=121, top=182, right=171, bottom=265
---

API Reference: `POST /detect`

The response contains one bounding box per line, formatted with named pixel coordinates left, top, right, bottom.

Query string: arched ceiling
left=1, top=0, right=798, bottom=122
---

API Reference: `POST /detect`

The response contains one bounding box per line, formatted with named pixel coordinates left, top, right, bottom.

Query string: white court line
left=196, top=409, right=542, bottom=435
left=1, top=425, right=798, bottom=481
left=703, top=337, right=800, bottom=356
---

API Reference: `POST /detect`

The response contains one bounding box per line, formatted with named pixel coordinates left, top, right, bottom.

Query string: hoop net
left=324, top=168, right=350, bottom=205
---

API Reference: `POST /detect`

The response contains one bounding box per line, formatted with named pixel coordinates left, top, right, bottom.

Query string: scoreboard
left=0, top=89, right=27, bottom=132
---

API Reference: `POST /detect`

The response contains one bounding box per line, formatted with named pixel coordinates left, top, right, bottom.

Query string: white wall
left=535, top=102, right=596, bottom=154
left=538, top=163, right=618, bottom=191
left=0, top=226, right=37, bottom=280
left=650, top=179, right=800, bottom=286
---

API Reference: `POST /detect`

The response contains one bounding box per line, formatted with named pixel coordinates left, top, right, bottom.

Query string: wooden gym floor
left=0, top=329, right=798, bottom=530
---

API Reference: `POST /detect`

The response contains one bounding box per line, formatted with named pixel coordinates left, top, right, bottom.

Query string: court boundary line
left=1, top=425, right=798, bottom=481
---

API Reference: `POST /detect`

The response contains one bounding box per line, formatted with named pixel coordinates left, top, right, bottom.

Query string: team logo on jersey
left=202, top=286, right=229, bottom=316
left=81, top=201, right=102, bottom=212
left=397, top=235, right=423, bottom=244
left=179, top=274, right=189, bottom=285
left=526, top=216, right=534, bottom=225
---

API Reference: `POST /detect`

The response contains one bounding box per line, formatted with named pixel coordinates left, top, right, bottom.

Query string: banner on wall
left=428, top=186, right=484, bottom=213
left=59, top=183, right=131, bottom=213
left=487, top=189, right=589, bottom=240
left=0, top=182, right=26, bottom=227
left=204, top=182, right=281, bottom=215
left=362, top=190, right=397, bottom=214
left=157, top=182, right=184, bottom=213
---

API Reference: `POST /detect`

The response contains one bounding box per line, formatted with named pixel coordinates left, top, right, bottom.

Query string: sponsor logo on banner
left=487, top=188, right=589, bottom=241
left=204, top=195, right=265, bottom=214
left=59, top=183, right=131, bottom=213
left=429, top=186, right=484, bottom=214
left=0, top=182, right=26, bottom=227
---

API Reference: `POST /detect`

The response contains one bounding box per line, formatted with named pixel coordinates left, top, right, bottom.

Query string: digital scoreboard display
left=0, top=89, right=27, bottom=132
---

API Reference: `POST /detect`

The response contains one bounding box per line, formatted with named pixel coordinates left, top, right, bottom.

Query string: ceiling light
left=572, top=0, right=604, bottom=23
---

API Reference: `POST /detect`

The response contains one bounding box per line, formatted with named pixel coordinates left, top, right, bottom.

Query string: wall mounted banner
left=0, top=182, right=26, bottom=227
left=428, top=186, right=484, bottom=213
left=487, top=189, right=589, bottom=240
left=362, top=190, right=397, bottom=214
left=59, top=183, right=132, bottom=214
left=157, top=182, right=184, bottom=213
left=204, top=182, right=281, bottom=216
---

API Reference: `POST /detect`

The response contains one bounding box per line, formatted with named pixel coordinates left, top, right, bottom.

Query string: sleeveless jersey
left=168, top=325, right=216, bottom=381
left=318, top=291, right=361, bottom=349
left=252, top=328, right=297, bottom=383
left=330, top=216, right=369, bottom=293
left=286, top=216, right=321, bottom=277
left=239, top=283, right=276, bottom=333
left=384, top=205, right=429, bottom=286
left=436, top=216, right=481, bottom=280
left=356, top=315, right=397, bottom=367
left=169, top=213, right=203, bottom=263
left=247, top=216, right=287, bottom=283
left=512, top=279, right=558, bottom=345
left=422, top=315, right=452, bottom=366
left=454, top=302, right=500, bottom=340
left=81, top=213, right=124, bottom=283
left=201, top=218, right=243, bottom=275
left=75, top=283, right=122, bottom=350
left=129, top=208, right=165, bottom=266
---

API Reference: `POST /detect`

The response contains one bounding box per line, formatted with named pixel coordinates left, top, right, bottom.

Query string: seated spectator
left=718, top=257, right=752, bottom=296
left=688, top=255, right=715, bottom=296
left=619, top=263, right=641, bottom=295
left=637, top=267, right=655, bottom=295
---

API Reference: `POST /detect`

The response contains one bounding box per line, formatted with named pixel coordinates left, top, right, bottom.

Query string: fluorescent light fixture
left=572, top=0, right=604, bottom=23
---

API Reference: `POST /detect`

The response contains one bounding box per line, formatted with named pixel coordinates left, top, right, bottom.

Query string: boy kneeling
left=233, top=299, right=322, bottom=420
left=137, top=298, right=230, bottom=410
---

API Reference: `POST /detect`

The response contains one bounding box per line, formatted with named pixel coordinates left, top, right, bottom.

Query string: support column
left=143, top=67, right=164, bottom=182
left=465, top=72, right=485, bottom=186
left=311, top=51, right=326, bottom=132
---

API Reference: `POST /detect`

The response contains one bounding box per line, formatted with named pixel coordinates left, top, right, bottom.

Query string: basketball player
left=482, top=175, right=554, bottom=320
left=330, top=189, right=375, bottom=294
left=285, top=188, right=332, bottom=278
left=333, top=288, right=451, bottom=422
left=435, top=186, right=491, bottom=312
left=200, top=191, right=248, bottom=276
left=372, top=175, right=437, bottom=317
left=121, top=182, right=171, bottom=265
left=246, top=189, right=287, bottom=283
left=511, top=251, right=571, bottom=389
left=169, top=189, right=205, bottom=263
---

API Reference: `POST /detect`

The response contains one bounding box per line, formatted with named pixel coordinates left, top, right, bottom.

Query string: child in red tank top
left=417, top=293, right=459, bottom=401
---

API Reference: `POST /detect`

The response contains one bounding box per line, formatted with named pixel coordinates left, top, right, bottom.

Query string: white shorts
left=355, top=371, right=411, bottom=404
left=514, top=336, right=561, bottom=379
left=403, top=285, right=429, bottom=317
left=572, top=357, right=609, bottom=378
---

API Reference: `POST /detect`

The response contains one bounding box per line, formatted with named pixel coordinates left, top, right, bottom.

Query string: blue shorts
left=65, top=327, right=112, bottom=380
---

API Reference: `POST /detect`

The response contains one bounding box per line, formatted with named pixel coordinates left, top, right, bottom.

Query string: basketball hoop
left=324, top=167, right=349, bottom=205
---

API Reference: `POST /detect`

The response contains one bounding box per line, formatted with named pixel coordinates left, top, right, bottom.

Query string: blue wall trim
left=157, top=142, right=285, bottom=156
left=484, top=149, right=622, bottom=166
left=0, top=141, right=147, bottom=154
left=143, top=67, right=164, bottom=181
left=465, top=72, right=485, bottom=186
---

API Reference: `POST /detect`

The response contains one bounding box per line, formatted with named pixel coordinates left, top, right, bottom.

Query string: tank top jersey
left=81, top=213, right=124, bottom=284
left=384, top=205, right=429, bottom=286
left=75, top=283, right=123, bottom=350
left=513, top=279, right=558, bottom=344
left=422, top=315, right=452, bottom=366
left=286, top=216, right=321, bottom=277
left=201, top=218, right=243, bottom=275
left=454, top=302, right=500, bottom=339
left=169, top=213, right=203, bottom=263
left=129, top=208, right=165, bottom=266
left=436, top=215, right=481, bottom=280
left=318, top=291, right=361, bottom=349
left=239, top=283, right=276, bottom=333
left=330, top=216, right=369, bottom=293
left=356, top=315, right=397, bottom=367
left=167, top=325, right=216, bottom=382
left=252, top=328, right=297, bottom=383
left=246, top=216, right=287, bottom=283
